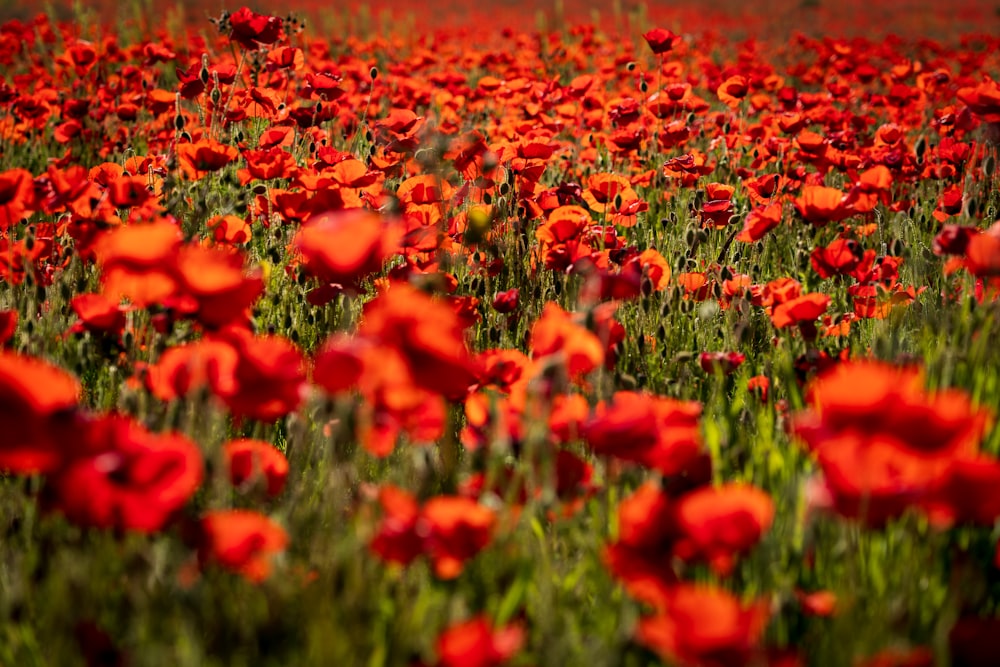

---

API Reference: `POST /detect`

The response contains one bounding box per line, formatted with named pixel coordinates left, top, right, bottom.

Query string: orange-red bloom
left=436, top=616, right=524, bottom=667
left=197, top=510, right=288, bottom=582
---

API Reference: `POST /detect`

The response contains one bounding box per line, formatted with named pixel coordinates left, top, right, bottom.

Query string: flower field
left=2, top=1, right=1000, bottom=665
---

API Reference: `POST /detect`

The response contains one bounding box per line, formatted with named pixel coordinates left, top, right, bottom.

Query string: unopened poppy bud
left=626, top=61, right=636, bottom=71
left=370, top=66, right=378, bottom=80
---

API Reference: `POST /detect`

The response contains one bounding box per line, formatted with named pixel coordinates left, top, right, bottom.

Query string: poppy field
left=2, top=0, right=1000, bottom=665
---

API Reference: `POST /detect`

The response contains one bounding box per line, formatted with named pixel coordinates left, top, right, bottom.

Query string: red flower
left=794, top=186, right=852, bottom=226
left=176, top=139, right=238, bottom=181
left=530, top=303, right=604, bottom=378
left=228, top=7, right=283, bottom=50
left=436, top=616, right=524, bottom=667
left=197, top=510, right=288, bottom=582
left=223, top=439, right=289, bottom=497
left=359, top=284, right=478, bottom=400
left=0, top=168, right=36, bottom=230
left=635, top=584, right=770, bottom=667
left=699, top=351, right=745, bottom=376
left=209, top=330, right=307, bottom=422
left=50, top=416, right=203, bottom=533
left=70, top=294, right=127, bottom=336
left=642, top=28, right=680, bottom=55
left=673, top=484, right=775, bottom=575
left=420, top=496, right=496, bottom=579
left=491, top=288, right=520, bottom=314
left=770, top=293, right=830, bottom=329
left=789, top=361, right=992, bottom=526
left=0, top=352, right=81, bottom=474
left=293, top=210, right=400, bottom=296
left=0, top=309, right=17, bottom=346
left=370, top=487, right=496, bottom=579
left=585, top=391, right=704, bottom=476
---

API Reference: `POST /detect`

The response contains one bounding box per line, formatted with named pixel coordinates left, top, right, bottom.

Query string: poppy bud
left=370, top=66, right=378, bottom=80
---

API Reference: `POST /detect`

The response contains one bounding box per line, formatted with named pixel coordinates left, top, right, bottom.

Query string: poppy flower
left=699, top=351, right=745, bottom=376
left=529, top=303, right=604, bottom=378
left=635, top=584, right=770, bottom=667
left=435, top=616, right=524, bottom=667
left=0, top=352, right=81, bottom=474
left=770, top=293, right=830, bottom=330
left=642, top=28, right=679, bottom=55
left=0, top=168, right=36, bottom=229
left=717, top=75, right=750, bottom=108
left=70, top=293, right=127, bottom=336
left=673, top=483, right=775, bottom=574
left=491, top=288, right=520, bottom=314
left=209, top=330, right=307, bottom=422
left=957, top=79, right=1000, bottom=123
left=585, top=392, right=704, bottom=476
left=197, top=510, right=288, bottom=583
left=965, top=223, right=1000, bottom=277
left=789, top=361, right=992, bottom=525
left=176, top=139, right=238, bottom=181
left=223, top=439, right=289, bottom=497
left=810, top=239, right=865, bottom=279
left=293, top=210, right=400, bottom=297
left=0, top=310, right=16, bottom=346
left=228, top=7, right=283, bottom=50
left=794, top=186, right=852, bottom=226
left=420, top=496, right=496, bottom=579
left=370, top=488, right=496, bottom=579
left=370, top=485, right=424, bottom=567
left=173, top=246, right=264, bottom=329
left=737, top=203, right=783, bottom=243
left=95, top=221, right=182, bottom=307
left=359, top=284, right=478, bottom=400
left=49, top=415, right=203, bottom=533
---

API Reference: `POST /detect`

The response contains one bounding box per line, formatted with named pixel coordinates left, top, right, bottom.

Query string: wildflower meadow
left=1, top=0, right=1000, bottom=665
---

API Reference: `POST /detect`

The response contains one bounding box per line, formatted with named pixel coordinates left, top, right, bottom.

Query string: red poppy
left=717, top=75, right=749, bottom=108
left=95, top=221, right=182, bottom=307
left=435, top=616, right=524, bottom=667
left=673, top=484, right=775, bottom=575
left=228, top=7, right=283, bottom=50
left=223, top=439, right=289, bottom=497
left=209, top=330, right=307, bottom=422
left=794, top=186, right=852, bottom=226
left=770, top=293, right=830, bottom=330
left=0, top=352, right=81, bottom=474
left=635, top=584, right=770, bottom=667
left=965, top=223, right=1000, bottom=277
left=370, top=488, right=495, bottom=579
left=0, top=310, right=15, bottom=346
left=420, top=496, right=496, bottom=579
left=957, top=79, right=1000, bottom=123
left=789, top=361, right=992, bottom=525
left=50, top=415, right=203, bottom=533
left=642, top=28, right=680, bottom=55
left=585, top=391, right=704, bottom=476
left=529, top=303, right=604, bottom=378
left=176, top=139, right=238, bottom=181
left=359, top=284, right=478, bottom=400
left=370, top=485, right=424, bottom=567
left=293, top=210, right=400, bottom=297
left=70, top=294, right=127, bottom=336
left=0, top=168, right=37, bottom=229
left=197, top=510, right=288, bottom=582
left=173, top=246, right=264, bottom=329
left=811, top=239, right=865, bottom=279
left=699, top=351, right=745, bottom=376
